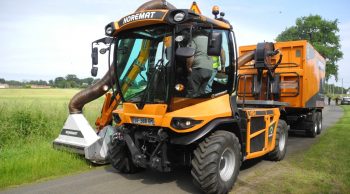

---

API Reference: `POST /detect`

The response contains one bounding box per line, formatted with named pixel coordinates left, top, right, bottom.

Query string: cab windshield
left=114, top=25, right=173, bottom=106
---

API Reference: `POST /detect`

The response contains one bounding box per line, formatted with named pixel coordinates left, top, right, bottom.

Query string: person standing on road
left=335, top=97, right=339, bottom=105
left=328, top=96, right=331, bottom=105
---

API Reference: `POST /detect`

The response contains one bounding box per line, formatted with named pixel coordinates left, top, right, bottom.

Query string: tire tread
left=191, top=131, right=242, bottom=194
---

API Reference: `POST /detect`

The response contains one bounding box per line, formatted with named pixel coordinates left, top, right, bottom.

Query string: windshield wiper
left=137, top=35, right=167, bottom=109
left=137, top=58, right=164, bottom=109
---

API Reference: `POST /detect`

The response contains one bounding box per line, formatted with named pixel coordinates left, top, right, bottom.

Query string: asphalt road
left=1, top=104, right=343, bottom=194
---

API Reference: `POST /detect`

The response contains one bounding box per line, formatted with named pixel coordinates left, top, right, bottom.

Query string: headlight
left=175, top=83, right=185, bottom=91
left=174, top=12, right=186, bottom=22
left=171, top=117, right=202, bottom=130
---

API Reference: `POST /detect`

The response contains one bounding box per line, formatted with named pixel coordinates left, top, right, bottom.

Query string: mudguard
left=170, top=118, right=238, bottom=145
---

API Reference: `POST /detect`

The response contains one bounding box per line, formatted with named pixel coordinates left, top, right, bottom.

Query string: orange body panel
left=238, top=40, right=325, bottom=109
left=114, top=93, right=281, bottom=160
left=242, top=108, right=280, bottom=159
left=114, top=94, right=232, bottom=133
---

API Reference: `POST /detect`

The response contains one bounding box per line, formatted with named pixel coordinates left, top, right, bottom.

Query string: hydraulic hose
left=69, top=64, right=116, bottom=114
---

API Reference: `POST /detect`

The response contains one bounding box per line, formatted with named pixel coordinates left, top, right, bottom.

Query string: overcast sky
left=0, top=0, right=349, bottom=87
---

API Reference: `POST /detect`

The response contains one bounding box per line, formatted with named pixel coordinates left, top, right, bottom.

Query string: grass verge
left=240, top=106, right=350, bottom=193
left=0, top=89, right=103, bottom=189
left=0, top=140, right=90, bottom=188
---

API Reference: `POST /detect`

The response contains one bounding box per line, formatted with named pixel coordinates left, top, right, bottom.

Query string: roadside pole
left=342, top=78, right=343, bottom=96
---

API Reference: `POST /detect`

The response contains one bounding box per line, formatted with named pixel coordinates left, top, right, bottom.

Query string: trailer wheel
left=191, top=131, right=241, bottom=194
left=108, top=139, right=142, bottom=174
left=267, top=120, right=288, bottom=161
left=306, top=112, right=317, bottom=138
left=316, top=112, right=322, bottom=135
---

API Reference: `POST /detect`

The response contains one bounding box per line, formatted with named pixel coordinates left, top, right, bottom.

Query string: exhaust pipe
left=54, top=0, right=176, bottom=163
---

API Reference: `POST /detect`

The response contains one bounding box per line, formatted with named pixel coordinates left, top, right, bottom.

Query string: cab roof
left=105, top=9, right=231, bottom=36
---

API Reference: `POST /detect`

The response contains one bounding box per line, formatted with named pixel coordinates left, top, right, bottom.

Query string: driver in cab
left=186, top=29, right=213, bottom=98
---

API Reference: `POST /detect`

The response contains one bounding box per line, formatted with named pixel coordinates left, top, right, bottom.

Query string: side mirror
left=92, top=47, right=98, bottom=65
left=207, top=32, right=222, bottom=56
left=91, top=66, right=98, bottom=77
left=176, top=47, right=195, bottom=58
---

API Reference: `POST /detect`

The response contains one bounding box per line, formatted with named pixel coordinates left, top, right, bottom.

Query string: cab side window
left=210, top=30, right=230, bottom=94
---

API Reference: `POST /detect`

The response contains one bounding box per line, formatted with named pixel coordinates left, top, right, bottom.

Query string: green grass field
left=0, top=89, right=103, bottom=189
left=243, top=106, right=350, bottom=193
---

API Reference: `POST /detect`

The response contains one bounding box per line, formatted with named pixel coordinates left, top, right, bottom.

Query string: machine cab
left=105, top=13, right=237, bottom=112
left=88, top=7, right=240, bottom=133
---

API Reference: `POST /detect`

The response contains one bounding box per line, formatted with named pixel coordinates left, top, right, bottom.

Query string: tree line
left=0, top=74, right=100, bottom=88
left=325, top=83, right=349, bottom=96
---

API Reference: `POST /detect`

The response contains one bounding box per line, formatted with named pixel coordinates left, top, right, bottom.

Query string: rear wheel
left=108, top=138, right=142, bottom=173
left=306, top=112, right=317, bottom=138
left=267, top=120, right=288, bottom=161
left=316, top=112, right=322, bottom=135
left=191, top=131, right=241, bottom=194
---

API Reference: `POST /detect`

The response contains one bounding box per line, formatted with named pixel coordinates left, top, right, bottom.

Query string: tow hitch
left=113, top=127, right=171, bottom=172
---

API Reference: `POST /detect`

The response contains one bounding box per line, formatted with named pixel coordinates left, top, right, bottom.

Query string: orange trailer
left=238, top=40, right=325, bottom=137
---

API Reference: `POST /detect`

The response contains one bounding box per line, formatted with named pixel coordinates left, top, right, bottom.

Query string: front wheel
left=267, top=119, right=288, bottom=161
left=191, top=131, right=242, bottom=194
left=108, top=138, right=142, bottom=174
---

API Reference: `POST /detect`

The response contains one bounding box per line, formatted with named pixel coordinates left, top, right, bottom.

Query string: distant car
left=341, top=97, right=350, bottom=105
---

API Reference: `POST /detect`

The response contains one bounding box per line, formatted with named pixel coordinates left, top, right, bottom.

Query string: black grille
left=250, top=133, right=265, bottom=152
left=250, top=116, right=265, bottom=134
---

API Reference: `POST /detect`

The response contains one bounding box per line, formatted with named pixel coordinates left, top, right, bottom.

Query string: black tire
left=306, top=112, right=317, bottom=138
left=316, top=112, right=322, bottom=135
left=267, top=120, right=288, bottom=161
left=191, top=131, right=242, bottom=194
left=108, top=139, right=142, bottom=173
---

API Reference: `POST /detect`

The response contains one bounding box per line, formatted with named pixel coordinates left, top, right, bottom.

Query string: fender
left=170, top=118, right=241, bottom=145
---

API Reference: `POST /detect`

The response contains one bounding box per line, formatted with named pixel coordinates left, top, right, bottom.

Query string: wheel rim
left=219, top=148, right=235, bottom=182
left=279, top=130, right=286, bottom=152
